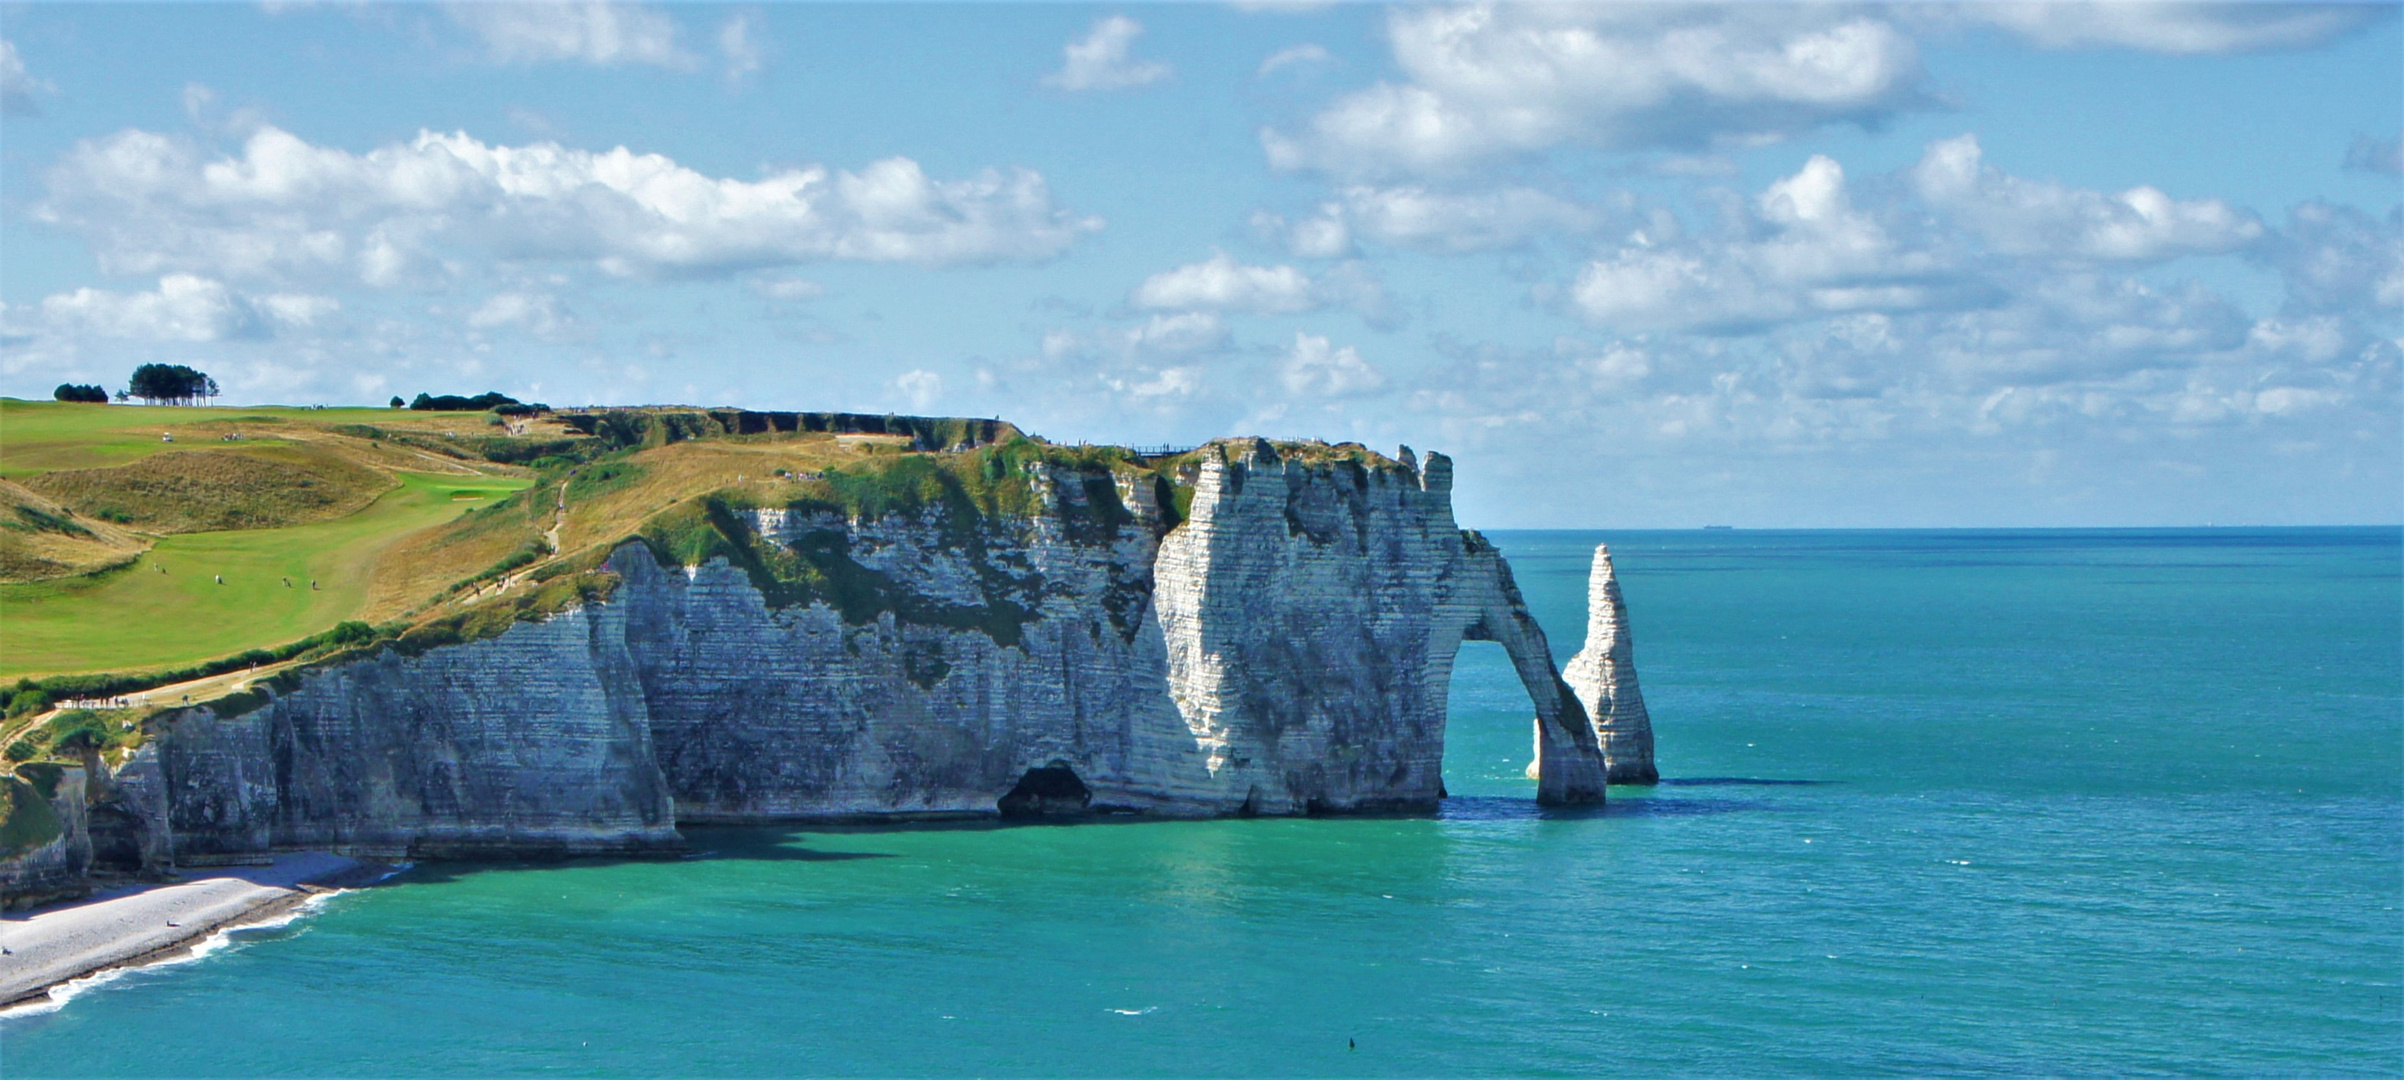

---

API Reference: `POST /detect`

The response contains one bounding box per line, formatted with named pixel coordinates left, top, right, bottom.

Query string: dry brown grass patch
left=21, top=446, right=396, bottom=534
left=0, top=480, right=151, bottom=583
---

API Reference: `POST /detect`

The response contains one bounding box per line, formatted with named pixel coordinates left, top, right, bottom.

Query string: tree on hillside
left=389, top=395, right=406, bottom=409
left=126, top=364, right=217, bottom=406
left=52, top=383, right=109, bottom=403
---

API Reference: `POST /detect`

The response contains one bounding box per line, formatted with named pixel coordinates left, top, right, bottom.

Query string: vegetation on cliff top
left=0, top=773, right=64, bottom=860
left=1, top=398, right=1402, bottom=718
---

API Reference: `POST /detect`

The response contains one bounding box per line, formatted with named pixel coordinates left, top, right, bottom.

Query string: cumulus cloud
left=1123, top=311, right=1231, bottom=354
left=2345, top=133, right=2404, bottom=176
left=1254, top=208, right=1354, bottom=258
left=1130, top=253, right=1395, bottom=326
left=1264, top=4, right=1931, bottom=174
left=2256, top=202, right=2404, bottom=316
left=1262, top=3, right=2385, bottom=176
left=1911, top=134, right=2264, bottom=260
left=2, top=38, right=54, bottom=116
left=1042, top=16, right=1169, bottom=91
left=895, top=369, right=941, bottom=410
left=38, top=126, right=1104, bottom=286
left=1572, top=155, right=1952, bottom=332
left=1566, top=136, right=2313, bottom=336
left=36, top=275, right=335, bottom=342
left=1133, top=254, right=1316, bottom=314
left=1281, top=332, right=1387, bottom=397
left=446, top=1, right=696, bottom=68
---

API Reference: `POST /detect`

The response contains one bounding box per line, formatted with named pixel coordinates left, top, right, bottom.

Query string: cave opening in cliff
left=997, top=762, right=1093, bottom=818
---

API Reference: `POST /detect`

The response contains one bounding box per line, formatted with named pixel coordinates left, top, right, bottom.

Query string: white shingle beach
left=0, top=853, right=370, bottom=1008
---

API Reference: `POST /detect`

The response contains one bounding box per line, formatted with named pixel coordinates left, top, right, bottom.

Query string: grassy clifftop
left=1, top=399, right=1398, bottom=737
left=0, top=402, right=1052, bottom=686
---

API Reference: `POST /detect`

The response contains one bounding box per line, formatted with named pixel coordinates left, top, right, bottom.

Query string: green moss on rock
left=0, top=775, right=63, bottom=859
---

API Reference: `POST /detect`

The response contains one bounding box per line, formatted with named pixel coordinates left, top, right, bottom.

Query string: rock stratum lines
left=5, top=428, right=1656, bottom=900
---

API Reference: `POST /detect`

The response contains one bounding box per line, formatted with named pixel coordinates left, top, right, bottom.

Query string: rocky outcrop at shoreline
left=1563, top=544, right=1659, bottom=785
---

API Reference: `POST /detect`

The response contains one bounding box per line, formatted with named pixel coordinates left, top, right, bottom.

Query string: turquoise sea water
left=5, top=529, right=2398, bottom=1075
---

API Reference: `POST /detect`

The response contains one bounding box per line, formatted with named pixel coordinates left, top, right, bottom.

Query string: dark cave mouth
left=997, top=762, right=1093, bottom=818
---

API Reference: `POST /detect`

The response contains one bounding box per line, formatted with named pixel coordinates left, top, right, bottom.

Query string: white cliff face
left=1562, top=543, right=1659, bottom=784
left=156, top=607, right=682, bottom=862
left=0, top=766, right=89, bottom=907
left=1154, top=441, right=1606, bottom=810
left=618, top=465, right=1224, bottom=820
left=78, top=440, right=1612, bottom=871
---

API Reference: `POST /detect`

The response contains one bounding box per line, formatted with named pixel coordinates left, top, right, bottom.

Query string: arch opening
left=1439, top=639, right=1541, bottom=800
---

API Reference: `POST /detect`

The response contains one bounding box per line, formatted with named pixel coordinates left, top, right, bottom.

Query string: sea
left=4, top=528, right=2397, bottom=1075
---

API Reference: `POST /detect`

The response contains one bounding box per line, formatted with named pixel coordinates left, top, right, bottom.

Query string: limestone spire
left=1563, top=543, right=1658, bottom=784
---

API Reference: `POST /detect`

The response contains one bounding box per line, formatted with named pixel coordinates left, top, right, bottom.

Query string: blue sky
left=2, top=2, right=2397, bottom=527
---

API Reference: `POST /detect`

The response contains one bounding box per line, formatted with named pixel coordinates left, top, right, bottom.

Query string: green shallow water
left=5, top=528, right=2398, bottom=1075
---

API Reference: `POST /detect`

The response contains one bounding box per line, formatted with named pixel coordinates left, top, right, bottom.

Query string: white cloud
left=718, top=13, right=764, bottom=83
left=467, top=291, right=569, bottom=336
left=1566, top=137, right=2314, bottom=336
left=1117, top=367, right=1201, bottom=398
left=445, top=1, right=696, bottom=68
left=36, top=274, right=335, bottom=342
left=1258, top=44, right=1332, bottom=77
left=38, top=126, right=1104, bottom=286
left=1336, top=184, right=1601, bottom=253
left=1572, top=155, right=1945, bottom=332
left=1042, top=16, right=1170, bottom=91
left=1937, top=2, right=2384, bottom=55
left=1126, top=254, right=1397, bottom=327
left=1132, top=253, right=1317, bottom=314
left=2346, top=134, right=2404, bottom=177
left=255, top=293, right=341, bottom=327
left=1044, top=311, right=1230, bottom=363
left=896, top=369, right=941, bottom=410
left=1281, top=332, right=1387, bottom=397
left=1126, top=311, right=1230, bottom=354
left=181, top=82, right=216, bottom=124
left=1261, top=3, right=2383, bottom=177
left=1265, top=5, right=1929, bottom=174
left=1911, top=134, right=2263, bottom=261
left=2, top=38, right=54, bottom=116
left=1262, top=209, right=1354, bottom=258
left=2257, top=202, right=2404, bottom=316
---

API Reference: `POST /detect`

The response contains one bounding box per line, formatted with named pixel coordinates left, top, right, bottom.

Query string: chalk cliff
left=1563, top=543, right=1659, bottom=784
left=1, top=765, right=91, bottom=908
left=8, top=437, right=1631, bottom=885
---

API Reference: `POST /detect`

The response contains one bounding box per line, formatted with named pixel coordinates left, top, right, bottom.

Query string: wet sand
left=0, top=853, right=380, bottom=1008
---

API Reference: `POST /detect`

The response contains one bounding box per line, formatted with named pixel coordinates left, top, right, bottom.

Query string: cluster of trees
left=46, top=365, right=219, bottom=405
left=44, top=367, right=548, bottom=412
left=127, top=364, right=219, bottom=406
left=395, top=391, right=544, bottom=415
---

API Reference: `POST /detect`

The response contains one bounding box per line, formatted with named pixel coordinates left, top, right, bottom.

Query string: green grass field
left=0, top=471, right=529, bottom=679
left=0, top=400, right=403, bottom=478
